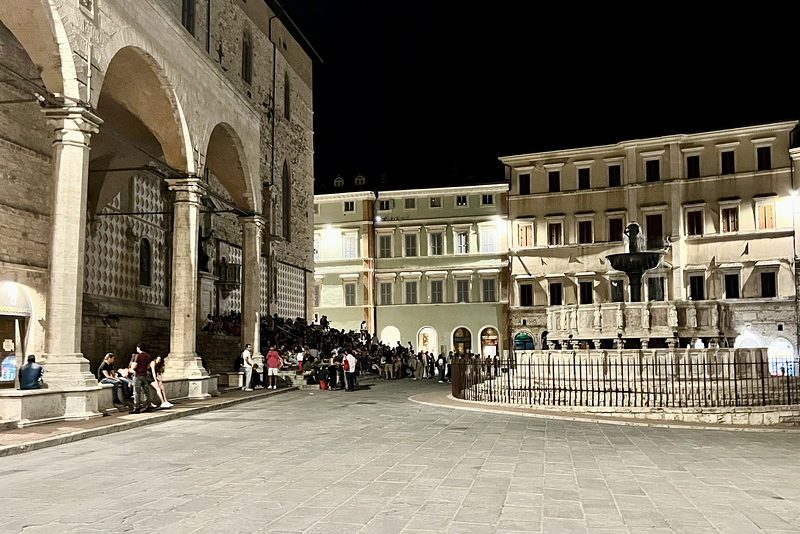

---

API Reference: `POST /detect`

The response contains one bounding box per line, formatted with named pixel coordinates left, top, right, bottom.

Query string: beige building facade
left=501, top=121, right=800, bottom=372
left=0, top=0, right=315, bottom=424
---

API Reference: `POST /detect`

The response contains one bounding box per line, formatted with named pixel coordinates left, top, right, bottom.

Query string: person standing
left=241, top=344, right=254, bottom=391
left=150, top=355, right=173, bottom=408
left=343, top=350, right=357, bottom=392
left=130, top=343, right=155, bottom=414
left=19, top=355, right=43, bottom=390
left=265, top=345, right=281, bottom=389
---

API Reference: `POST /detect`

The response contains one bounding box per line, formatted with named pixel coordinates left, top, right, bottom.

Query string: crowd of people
left=96, top=344, right=174, bottom=413
left=202, top=312, right=242, bottom=336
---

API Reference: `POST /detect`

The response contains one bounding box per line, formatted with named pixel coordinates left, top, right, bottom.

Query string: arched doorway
left=453, top=327, right=472, bottom=355
left=768, top=338, right=796, bottom=376
left=381, top=326, right=401, bottom=347
left=0, top=281, right=34, bottom=386
left=480, top=327, right=499, bottom=358
left=514, top=333, right=534, bottom=351
left=417, top=327, right=437, bottom=355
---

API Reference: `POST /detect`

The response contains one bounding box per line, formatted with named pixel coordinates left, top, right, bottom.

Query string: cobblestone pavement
left=2, top=380, right=800, bottom=534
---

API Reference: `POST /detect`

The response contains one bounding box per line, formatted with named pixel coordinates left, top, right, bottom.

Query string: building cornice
left=315, top=191, right=376, bottom=202
left=379, top=183, right=508, bottom=199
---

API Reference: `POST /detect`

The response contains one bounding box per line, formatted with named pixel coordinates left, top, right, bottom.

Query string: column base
left=0, top=386, right=102, bottom=427
left=40, top=352, right=100, bottom=389
left=164, top=352, right=210, bottom=379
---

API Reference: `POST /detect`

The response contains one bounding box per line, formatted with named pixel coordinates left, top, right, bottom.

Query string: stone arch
left=767, top=337, right=796, bottom=376
left=381, top=326, right=401, bottom=346
left=0, top=0, right=79, bottom=99
left=514, top=331, right=535, bottom=351
left=479, top=326, right=499, bottom=358
left=452, top=326, right=472, bottom=355
left=734, top=332, right=766, bottom=349
left=206, top=123, right=254, bottom=211
left=416, top=326, right=438, bottom=354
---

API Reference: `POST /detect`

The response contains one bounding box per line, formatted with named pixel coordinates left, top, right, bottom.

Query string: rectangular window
left=482, top=278, right=497, bottom=302
left=548, top=171, right=561, bottom=193
left=404, top=233, right=418, bottom=257
left=547, top=222, right=562, bottom=246
left=379, top=200, right=392, bottom=211
left=520, top=284, right=533, bottom=306
left=686, top=210, right=704, bottom=236
left=647, top=277, right=665, bottom=301
left=609, top=218, right=623, bottom=242
left=480, top=228, right=496, bottom=253
left=724, top=273, right=740, bottom=299
left=344, top=283, right=356, bottom=306
left=429, top=232, right=443, bottom=255
left=578, top=168, right=591, bottom=190
left=610, top=280, right=625, bottom=302
left=181, top=0, right=195, bottom=34
left=430, top=280, right=443, bottom=304
left=757, top=146, right=772, bottom=171
left=645, top=214, right=663, bottom=250
left=456, top=195, right=468, bottom=207
left=404, top=198, right=416, bottom=209
left=344, top=201, right=354, bottom=212
left=378, top=235, right=392, bottom=258
left=455, top=231, right=469, bottom=254
left=380, top=282, right=392, bottom=305
left=456, top=279, right=470, bottom=303
left=760, top=272, right=777, bottom=298
left=721, top=151, right=735, bottom=175
left=757, top=202, right=775, bottom=230
left=608, top=165, right=621, bottom=187
left=687, top=155, right=700, bottom=179
left=721, top=207, right=739, bottom=232
left=517, top=223, right=533, bottom=248
left=549, top=282, right=562, bottom=306
left=646, top=160, right=660, bottom=182
left=519, top=174, right=531, bottom=195
left=579, top=281, right=593, bottom=304
left=342, top=234, right=357, bottom=259
left=405, top=281, right=418, bottom=304
left=430, top=197, right=442, bottom=208
left=578, top=220, right=593, bottom=244
left=482, top=194, right=494, bottom=205
left=689, top=275, right=705, bottom=301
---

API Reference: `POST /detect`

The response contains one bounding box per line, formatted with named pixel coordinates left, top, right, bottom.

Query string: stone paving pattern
left=1, top=380, right=800, bottom=533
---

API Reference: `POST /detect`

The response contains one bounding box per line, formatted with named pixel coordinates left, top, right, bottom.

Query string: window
left=241, top=34, right=252, bottom=84
left=378, top=235, right=392, bottom=258
left=760, top=272, right=777, bottom=298
left=342, top=233, right=357, bottom=259
left=456, top=195, right=468, bottom=207
left=282, top=162, right=291, bottom=241
left=455, top=230, right=469, bottom=254
left=456, top=279, right=470, bottom=303
left=610, top=279, right=625, bottom=302
left=724, top=273, right=740, bottom=299
left=480, top=227, right=496, bottom=253
left=314, top=284, right=321, bottom=307
left=334, top=176, right=344, bottom=187
left=687, top=155, right=700, bottom=179
left=756, top=200, right=775, bottom=230
left=380, top=282, right=392, bottom=305
left=430, top=197, right=442, bottom=208
left=520, top=284, right=533, bottom=306
left=689, top=275, right=705, bottom=301
left=548, top=171, right=561, bottom=192
left=181, top=0, right=195, bottom=34
left=578, top=168, right=591, bottom=190
left=645, top=159, right=660, bottom=182
left=757, top=146, right=772, bottom=171
left=721, top=151, right=735, bottom=175
left=429, top=232, right=443, bottom=255
left=645, top=213, right=663, bottom=250
left=430, top=280, right=443, bottom=304
left=139, top=238, right=151, bottom=287
left=686, top=210, right=704, bottom=236
left=313, top=203, right=320, bottom=215
left=379, top=200, right=392, bottom=211
left=577, top=220, right=593, bottom=244
left=549, top=282, right=562, bottom=306
left=579, top=281, right=593, bottom=304
left=519, top=174, right=531, bottom=195
left=405, top=281, right=418, bottom=304
left=482, top=194, right=494, bottom=205
left=344, top=201, right=354, bottom=212
left=609, top=218, right=623, bottom=242
left=355, top=175, right=365, bottom=186
left=721, top=206, right=739, bottom=232
left=608, top=165, right=621, bottom=187
left=547, top=222, right=562, bottom=246
left=647, top=277, right=665, bottom=301
left=404, top=198, right=416, bottom=210
left=482, top=278, right=497, bottom=302
left=517, top=222, right=533, bottom=248
left=344, top=283, right=357, bottom=306
left=404, top=233, right=418, bottom=257
left=284, top=72, right=291, bottom=120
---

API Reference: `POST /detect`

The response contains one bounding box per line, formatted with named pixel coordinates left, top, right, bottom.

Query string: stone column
left=164, top=177, right=209, bottom=388
left=240, top=215, right=266, bottom=368
left=41, top=106, right=102, bottom=390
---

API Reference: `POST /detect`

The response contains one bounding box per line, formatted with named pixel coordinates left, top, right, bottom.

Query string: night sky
left=278, top=2, right=799, bottom=191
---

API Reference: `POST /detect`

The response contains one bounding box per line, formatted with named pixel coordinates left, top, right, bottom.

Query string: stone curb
left=0, top=387, right=298, bottom=458
left=408, top=392, right=800, bottom=433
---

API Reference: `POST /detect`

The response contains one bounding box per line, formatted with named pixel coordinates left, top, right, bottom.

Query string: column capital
left=43, top=106, right=103, bottom=135
left=166, top=176, right=206, bottom=204
left=239, top=214, right=267, bottom=228
left=790, top=147, right=800, bottom=162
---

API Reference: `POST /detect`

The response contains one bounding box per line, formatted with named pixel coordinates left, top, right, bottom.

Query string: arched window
left=139, top=238, right=152, bottom=287
left=514, top=333, right=534, bottom=351
left=334, top=176, right=344, bottom=187
left=241, top=33, right=252, bottom=84
left=284, top=72, right=291, bottom=120
left=355, top=175, right=366, bottom=186
left=282, top=161, right=291, bottom=241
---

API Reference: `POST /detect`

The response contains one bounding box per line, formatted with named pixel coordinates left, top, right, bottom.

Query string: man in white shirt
left=344, top=350, right=358, bottom=392
left=241, top=344, right=254, bottom=391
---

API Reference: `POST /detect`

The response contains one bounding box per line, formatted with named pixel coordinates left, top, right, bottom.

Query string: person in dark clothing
left=19, top=355, right=43, bottom=390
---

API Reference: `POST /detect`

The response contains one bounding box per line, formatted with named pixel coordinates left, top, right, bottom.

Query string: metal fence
left=451, top=354, right=800, bottom=408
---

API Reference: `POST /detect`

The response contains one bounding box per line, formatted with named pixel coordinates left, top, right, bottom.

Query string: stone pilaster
left=164, top=177, right=208, bottom=382
left=41, top=106, right=102, bottom=389
left=240, top=215, right=266, bottom=368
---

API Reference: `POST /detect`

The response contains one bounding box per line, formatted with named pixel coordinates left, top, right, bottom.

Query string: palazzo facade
left=0, top=0, right=316, bottom=423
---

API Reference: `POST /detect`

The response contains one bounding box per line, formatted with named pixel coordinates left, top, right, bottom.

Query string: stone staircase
left=140, top=327, right=242, bottom=375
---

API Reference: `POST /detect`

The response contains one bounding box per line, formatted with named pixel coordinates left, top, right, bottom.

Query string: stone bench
left=217, top=372, right=245, bottom=389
